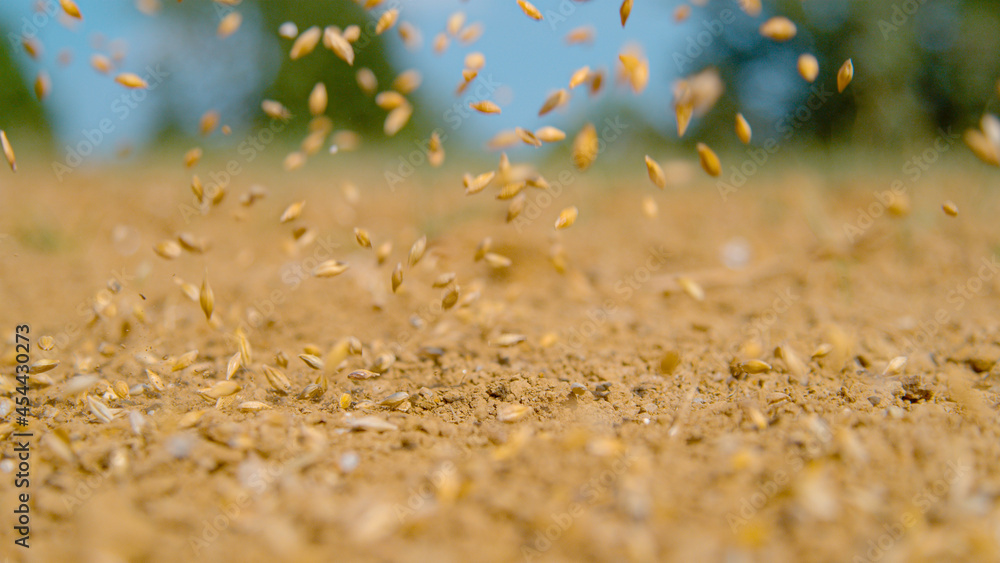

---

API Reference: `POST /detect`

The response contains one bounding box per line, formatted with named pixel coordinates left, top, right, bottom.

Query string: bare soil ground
left=1, top=158, right=1000, bottom=562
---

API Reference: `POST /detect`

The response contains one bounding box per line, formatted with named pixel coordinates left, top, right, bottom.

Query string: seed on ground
left=239, top=401, right=270, bottom=413
left=31, top=359, right=59, bottom=374
left=492, top=333, right=526, bottom=347
left=261, top=365, right=292, bottom=394
left=696, top=143, right=721, bottom=177
left=199, top=277, right=214, bottom=320
left=645, top=155, right=666, bottom=189
left=660, top=350, right=681, bottom=374
left=226, top=352, right=241, bottom=380
left=484, top=252, right=512, bottom=268
left=299, top=354, right=324, bottom=370
left=740, top=360, right=772, bottom=374
left=172, top=350, right=198, bottom=372
left=154, top=240, right=182, bottom=259
left=759, top=16, right=796, bottom=41
left=380, top=392, right=410, bottom=408
left=198, top=380, right=241, bottom=401
left=349, top=369, right=381, bottom=380
left=555, top=206, right=578, bottom=229
left=798, top=54, right=819, bottom=82
left=498, top=404, right=531, bottom=422
left=837, top=59, right=854, bottom=93
left=882, top=356, right=907, bottom=376
left=678, top=277, right=705, bottom=301
left=88, top=396, right=114, bottom=424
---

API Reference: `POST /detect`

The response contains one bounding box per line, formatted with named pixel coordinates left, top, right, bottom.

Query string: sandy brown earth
left=1, top=155, right=1000, bottom=563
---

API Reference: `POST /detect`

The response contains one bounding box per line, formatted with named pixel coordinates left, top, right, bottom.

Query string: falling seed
left=535, top=126, right=566, bottom=142
left=465, top=171, right=496, bottom=195
left=59, top=0, right=82, bottom=19
left=30, top=359, right=59, bottom=374
left=226, top=352, right=241, bottom=381
left=376, top=241, right=392, bottom=265
left=812, top=343, right=833, bottom=358
left=572, top=123, right=598, bottom=170
left=645, top=155, right=666, bottom=189
left=484, top=252, right=512, bottom=268
left=313, top=260, right=350, bottom=278
left=641, top=195, right=658, bottom=218
left=354, top=227, right=372, bottom=248
left=837, top=59, right=854, bottom=93
left=1, top=130, right=16, bottom=172
left=184, top=147, right=202, bottom=168
left=619, top=0, right=633, bottom=26
left=942, top=201, right=959, bottom=216
left=34, top=70, right=50, bottom=100
left=154, top=240, right=182, bottom=259
left=91, top=54, right=111, bottom=74
left=408, top=235, right=427, bottom=267
left=676, top=102, right=693, bottom=137
left=569, top=66, right=590, bottom=89
left=299, top=354, right=324, bottom=370
left=458, top=23, right=484, bottom=44
left=392, top=69, right=422, bottom=94
left=759, top=16, right=797, bottom=41
left=391, top=263, right=404, bottom=293
left=146, top=369, right=165, bottom=393
left=348, top=369, right=381, bottom=380
left=964, top=129, right=999, bottom=166
left=497, top=182, right=525, bottom=200
left=475, top=237, right=492, bottom=261
left=323, top=27, right=355, bottom=65
left=290, top=26, right=321, bottom=59
left=678, top=277, right=705, bottom=301
left=428, top=131, right=445, bottom=166
left=376, top=9, right=399, bottom=35
left=735, top=113, right=752, bottom=144
left=515, top=127, right=541, bottom=147
left=565, top=26, right=595, bottom=45
left=198, top=111, right=220, bottom=136
left=696, top=143, right=721, bottom=177
left=433, top=272, right=457, bottom=288
left=384, top=104, right=413, bottom=136
left=280, top=201, right=305, bottom=223
left=343, top=24, right=361, bottom=42
left=308, top=83, right=328, bottom=116
left=883, top=356, right=907, bottom=376
left=199, top=277, right=214, bottom=320
left=433, top=32, right=449, bottom=54
left=217, top=11, right=242, bottom=38
left=492, top=333, right=527, bottom=347
left=539, top=89, right=569, bottom=116
left=517, top=0, right=542, bottom=20
left=278, top=21, right=298, bottom=38
left=660, top=350, right=681, bottom=374
left=171, top=350, right=198, bottom=372
left=498, top=404, right=531, bottom=422
left=262, top=99, right=291, bottom=120
left=261, top=365, right=291, bottom=395
left=555, top=206, right=579, bottom=229
left=798, top=54, right=819, bottom=82
left=674, top=5, right=691, bottom=22
left=507, top=193, right=526, bottom=222
left=115, top=73, right=148, bottom=89
left=470, top=100, right=501, bottom=114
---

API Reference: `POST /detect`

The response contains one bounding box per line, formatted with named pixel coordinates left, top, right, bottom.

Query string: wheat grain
left=200, top=276, right=214, bottom=320
left=376, top=9, right=399, bottom=35
left=198, top=380, right=241, bottom=401
left=392, top=69, right=422, bottom=94
left=261, top=365, right=291, bottom=394
left=507, top=193, right=526, bottom=222
left=539, top=89, right=569, bottom=116
left=696, top=143, right=721, bottom=177
left=354, top=227, right=372, bottom=248
left=218, top=11, right=242, bottom=38
left=759, top=17, right=796, bottom=41
left=470, top=100, right=501, bottom=114
left=324, top=27, right=355, bottom=65
left=349, top=369, right=381, bottom=380
left=313, top=260, right=350, bottom=278
left=408, top=235, right=427, bottom=267
left=555, top=206, right=578, bottom=230
left=262, top=99, right=291, bottom=120
left=484, top=252, right=512, bottom=268
left=735, top=113, right=752, bottom=144
left=942, top=201, right=959, bottom=216
left=0, top=130, right=16, bottom=172
left=619, top=0, right=633, bottom=26
left=154, top=240, right=182, bottom=259
left=645, top=155, right=666, bottom=189
left=798, top=54, right=819, bottom=82
left=384, top=104, right=413, bottom=136
left=392, top=262, right=404, bottom=292
left=291, top=26, right=321, bottom=59
left=572, top=123, right=598, bottom=170
left=59, top=0, right=82, bottom=19
left=565, top=26, right=595, bottom=45
left=280, top=201, right=305, bottom=223
left=883, top=356, right=907, bottom=376
left=837, top=59, right=854, bottom=93
left=115, top=72, right=148, bottom=89
left=299, top=354, right=324, bottom=370
left=498, top=404, right=531, bottom=422
left=34, top=70, right=50, bottom=100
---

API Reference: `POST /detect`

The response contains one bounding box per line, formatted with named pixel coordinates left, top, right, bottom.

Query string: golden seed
left=59, top=0, right=82, bottom=19
left=91, top=53, right=111, bottom=74
left=539, top=89, right=569, bottom=116
left=619, top=0, right=633, bottom=26
left=408, top=235, right=427, bottom=267
left=433, top=272, right=457, bottom=288
left=323, top=27, right=355, bottom=65
left=428, top=131, right=445, bottom=166
left=172, top=350, right=198, bottom=372
left=759, top=16, right=797, bottom=41
left=175, top=231, right=206, bottom=252
left=31, top=359, right=59, bottom=374
left=676, top=102, right=693, bottom=137
left=660, top=350, right=681, bottom=374
left=299, top=383, right=325, bottom=401
left=534, top=126, right=566, bottom=143
left=340, top=393, right=353, bottom=409
left=433, top=32, right=449, bottom=54
left=397, top=21, right=421, bottom=49
left=837, top=59, right=854, bottom=93
left=812, top=343, right=833, bottom=358
left=739, top=0, right=762, bottom=16
left=439, top=285, right=461, bottom=309
left=497, top=181, right=525, bottom=200
left=569, top=66, right=590, bottom=89
left=88, top=396, right=114, bottom=424
left=375, top=90, right=406, bottom=110
left=774, top=345, right=808, bottom=380
left=572, top=123, right=598, bottom=170
left=465, top=171, right=496, bottom=195
left=465, top=51, right=485, bottom=70
left=178, top=410, right=206, bottom=429
left=34, top=70, right=50, bottom=100
left=384, top=104, right=413, bottom=136
left=645, top=155, right=666, bottom=189
left=226, top=352, right=241, bottom=381
left=740, top=360, right=772, bottom=374
left=198, top=380, right=241, bottom=401
left=475, top=237, right=492, bottom=261
left=380, top=392, right=410, bottom=408
left=199, top=277, right=214, bottom=320
left=641, top=195, right=658, bottom=218
left=313, top=260, right=350, bottom=278
left=493, top=333, right=527, bottom=347
left=678, top=277, right=705, bottom=301
left=376, top=241, right=392, bottom=265
left=274, top=350, right=288, bottom=369
left=964, top=129, right=999, bottom=166
left=883, top=356, right=907, bottom=376
left=484, top=252, right=512, bottom=268
left=457, top=23, right=483, bottom=44
left=515, top=127, right=541, bottom=147
left=308, top=83, right=328, bottom=116
left=696, top=143, right=721, bottom=177
left=237, top=329, right=252, bottom=365
left=38, top=335, right=54, bottom=351
left=376, top=9, right=399, bottom=35
left=261, top=365, right=292, bottom=395
left=942, top=201, right=958, bottom=216
left=565, top=26, right=595, bottom=45
left=290, top=26, right=321, bottom=59
left=238, top=401, right=270, bottom=413
left=735, top=113, right=752, bottom=144
left=343, top=24, right=361, bottom=42
left=283, top=151, right=306, bottom=171
left=798, top=54, right=819, bottom=82
left=470, top=100, right=501, bottom=114
left=674, top=5, right=691, bottom=22
left=354, top=227, right=372, bottom=248
left=280, top=200, right=305, bottom=223
left=349, top=369, right=380, bottom=380
left=507, top=194, right=526, bottom=223
left=371, top=352, right=395, bottom=373
left=391, top=263, right=404, bottom=293
left=262, top=99, right=291, bottom=120
left=517, top=0, right=542, bottom=20
left=299, top=354, right=324, bottom=370
left=447, top=11, right=466, bottom=35
left=498, top=404, right=531, bottom=422
left=217, top=11, right=242, bottom=38
left=22, top=37, right=40, bottom=59
left=555, top=206, right=578, bottom=230
left=154, top=240, right=182, bottom=259
left=146, top=369, right=165, bottom=393
left=0, top=130, right=16, bottom=172
left=115, top=72, right=148, bottom=89
left=183, top=147, right=202, bottom=168
left=392, top=69, right=422, bottom=94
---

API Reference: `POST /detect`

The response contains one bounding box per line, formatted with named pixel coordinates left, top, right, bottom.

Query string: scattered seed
left=676, top=102, right=693, bottom=137
left=153, top=240, right=182, bottom=259
left=88, top=396, right=114, bottom=424
left=837, top=59, right=854, bottom=93
left=812, top=343, right=833, bottom=358
left=262, top=99, right=291, bottom=120
left=34, top=70, right=50, bottom=100
left=515, top=127, right=541, bottom=147
left=759, top=16, right=796, bottom=41
left=38, top=335, right=54, bottom=351
left=660, top=350, right=681, bottom=374
left=475, top=237, right=492, bottom=261
left=470, top=100, right=501, bottom=114
left=59, top=0, right=82, bottom=19
left=324, top=27, right=355, bottom=65
left=572, top=123, right=598, bottom=170
left=172, top=350, right=198, bottom=372
left=883, top=356, right=907, bottom=376
left=308, top=83, right=328, bottom=116
left=1, top=130, right=16, bottom=172
left=798, top=54, right=819, bottom=82
left=376, top=9, right=399, bottom=35
left=261, top=365, right=292, bottom=395
left=391, top=263, right=404, bottom=292
left=619, top=0, right=633, bottom=26
left=441, top=285, right=460, bottom=309
left=565, top=26, right=595, bottom=45
left=349, top=369, right=381, bottom=380
left=217, top=11, right=242, bottom=38
left=280, top=201, right=305, bottom=223
left=200, top=276, right=214, bottom=320
left=942, top=200, right=958, bottom=216
left=678, top=277, right=705, bottom=301
left=740, top=360, right=772, bottom=375
left=484, top=252, right=512, bottom=268
left=239, top=401, right=270, bottom=413
left=384, top=104, right=413, bottom=136
left=290, top=26, right=321, bottom=59
left=539, top=89, right=569, bottom=116
left=641, top=196, right=658, bottom=218
left=498, top=404, right=531, bottom=422
left=696, top=143, right=721, bottom=177
left=535, top=126, right=566, bottom=143
left=492, top=333, right=526, bottom=347
left=554, top=206, right=578, bottom=230
left=507, top=193, right=526, bottom=222
left=735, top=113, right=752, bottom=144
left=645, top=155, right=666, bottom=189
left=380, top=392, right=410, bottom=408
left=346, top=415, right=397, bottom=432
left=115, top=72, right=148, bottom=89
left=313, top=260, right=350, bottom=278
left=31, top=359, right=59, bottom=374
left=465, top=171, right=496, bottom=195
left=198, top=380, right=241, bottom=401
left=408, top=235, right=427, bottom=267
